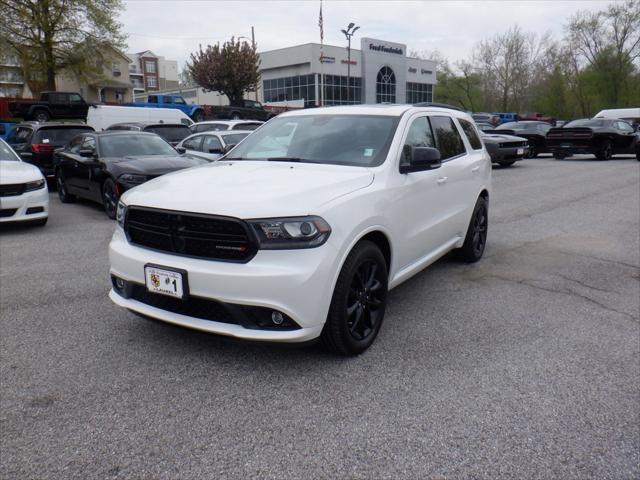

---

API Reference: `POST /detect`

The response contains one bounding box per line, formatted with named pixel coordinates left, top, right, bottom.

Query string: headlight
left=24, top=179, right=45, bottom=192
left=118, top=173, right=149, bottom=185
left=248, top=216, right=331, bottom=249
left=116, top=201, right=127, bottom=228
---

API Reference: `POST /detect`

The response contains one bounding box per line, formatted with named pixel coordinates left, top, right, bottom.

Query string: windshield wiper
left=266, top=157, right=309, bottom=162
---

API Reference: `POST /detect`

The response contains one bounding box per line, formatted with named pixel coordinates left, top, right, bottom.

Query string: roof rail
left=413, top=102, right=464, bottom=112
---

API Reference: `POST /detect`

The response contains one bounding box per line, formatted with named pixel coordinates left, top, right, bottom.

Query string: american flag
left=318, top=0, right=324, bottom=43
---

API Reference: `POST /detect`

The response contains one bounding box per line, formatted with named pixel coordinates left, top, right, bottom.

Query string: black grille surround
left=124, top=206, right=259, bottom=263
left=498, top=141, right=527, bottom=148
left=0, top=183, right=26, bottom=197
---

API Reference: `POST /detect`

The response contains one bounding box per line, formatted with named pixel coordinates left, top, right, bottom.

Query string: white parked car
left=87, top=105, right=193, bottom=132
left=0, top=138, right=49, bottom=226
left=189, top=120, right=264, bottom=134
left=109, top=104, right=491, bottom=355
left=177, top=131, right=252, bottom=161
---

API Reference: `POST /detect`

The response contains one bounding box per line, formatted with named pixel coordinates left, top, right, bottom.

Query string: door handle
left=437, top=176, right=448, bottom=185
left=471, top=166, right=480, bottom=173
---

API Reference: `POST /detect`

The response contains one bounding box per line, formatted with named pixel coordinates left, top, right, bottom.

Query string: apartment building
left=127, top=51, right=179, bottom=95
left=0, top=54, right=27, bottom=98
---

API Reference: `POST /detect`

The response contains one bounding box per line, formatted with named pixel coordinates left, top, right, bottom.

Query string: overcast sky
left=121, top=0, right=613, bottom=70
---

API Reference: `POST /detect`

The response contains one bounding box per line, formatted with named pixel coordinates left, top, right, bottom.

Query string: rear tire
left=595, top=139, right=612, bottom=160
left=33, top=109, right=50, bottom=123
left=193, top=110, right=204, bottom=122
left=526, top=143, right=537, bottom=158
left=56, top=170, right=76, bottom=203
left=321, top=240, right=388, bottom=356
left=456, top=196, right=488, bottom=263
left=102, top=178, right=119, bottom=219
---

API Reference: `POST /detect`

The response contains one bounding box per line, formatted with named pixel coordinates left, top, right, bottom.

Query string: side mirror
left=78, top=148, right=95, bottom=158
left=400, top=146, right=441, bottom=174
left=208, top=147, right=223, bottom=154
left=223, top=143, right=237, bottom=154
left=175, top=146, right=186, bottom=154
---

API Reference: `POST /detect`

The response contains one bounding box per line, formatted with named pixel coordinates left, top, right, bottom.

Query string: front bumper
left=489, top=145, right=529, bottom=163
left=108, top=228, right=338, bottom=342
left=0, top=187, right=49, bottom=223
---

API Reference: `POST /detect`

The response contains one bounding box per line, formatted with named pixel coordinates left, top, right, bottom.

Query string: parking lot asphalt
left=1, top=156, right=639, bottom=479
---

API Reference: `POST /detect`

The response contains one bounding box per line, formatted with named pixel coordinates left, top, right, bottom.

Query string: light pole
left=341, top=23, right=359, bottom=103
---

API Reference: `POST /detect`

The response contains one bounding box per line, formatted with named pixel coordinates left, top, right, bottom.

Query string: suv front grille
left=125, top=207, right=258, bottom=262
left=0, top=183, right=26, bottom=197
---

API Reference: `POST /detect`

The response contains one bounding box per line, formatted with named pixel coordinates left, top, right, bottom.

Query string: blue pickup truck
left=127, top=95, right=205, bottom=122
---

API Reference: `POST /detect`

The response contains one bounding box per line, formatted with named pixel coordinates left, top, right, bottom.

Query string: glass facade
left=376, top=67, right=396, bottom=103
left=263, top=74, right=316, bottom=108
left=321, top=75, right=362, bottom=106
left=406, top=82, right=433, bottom=104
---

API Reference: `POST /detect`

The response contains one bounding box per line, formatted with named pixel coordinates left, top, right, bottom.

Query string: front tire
left=595, top=139, right=612, bottom=160
left=321, top=240, right=388, bottom=356
left=56, top=170, right=76, bottom=203
left=102, top=178, right=119, bottom=219
left=456, top=196, right=489, bottom=263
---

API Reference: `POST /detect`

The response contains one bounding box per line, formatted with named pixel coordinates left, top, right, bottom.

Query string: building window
left=146, top=76, right=157, bottom=88
left=321, top=75, right=361, bottom=106
left=376, top=66, right=396, bottom=103
left=145, top=60, right=156, bottom=73
left=406, top=82, right=433, bottom=104
left=262, top=74, right=316, bottom=108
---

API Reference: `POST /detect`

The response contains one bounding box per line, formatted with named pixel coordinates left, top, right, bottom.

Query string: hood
left=122, top=160, right=375, bottom=218
left=108, top=155, right=206, bottom=176
left=0, top=161, right=44, bottom=184
left=481, top=133, right=527, bottom=143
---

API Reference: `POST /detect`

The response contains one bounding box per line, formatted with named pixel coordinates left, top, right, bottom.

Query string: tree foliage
left=0, top=0, right=126, bottom=95
left=187, top=38, right=260, bottom=106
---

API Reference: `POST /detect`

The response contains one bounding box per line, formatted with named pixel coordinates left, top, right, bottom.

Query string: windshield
left=34, top=127, right=93, bottom=145
left=227, top=115, right=400, bottom=167
left=99, top=134, right=178, bottom=157
left=145, top=125, right=191, bottom=142
left=0, top=140, right=20, bottom=161
left=221, top=133, right=249, bottom=145
left=565, top=119, right=604, bottom=128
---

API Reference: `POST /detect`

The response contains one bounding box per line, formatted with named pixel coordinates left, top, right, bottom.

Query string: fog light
left=115, top=278, right=125, bottom=290
left=271, top=311, right=284, bottom=325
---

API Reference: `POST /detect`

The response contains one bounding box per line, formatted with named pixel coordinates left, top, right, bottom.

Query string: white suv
left=109, top=104, right=491, bottom=355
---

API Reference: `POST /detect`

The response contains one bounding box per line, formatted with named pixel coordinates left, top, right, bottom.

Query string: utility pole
left=252, top=26, right=258, bottom=102
left=341, top=23, right=359, bottom=104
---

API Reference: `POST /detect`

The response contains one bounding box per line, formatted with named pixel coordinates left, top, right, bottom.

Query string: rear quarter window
left=430, top=116, right=467, bottom=159
left=458, top=118, right=483, bottom=150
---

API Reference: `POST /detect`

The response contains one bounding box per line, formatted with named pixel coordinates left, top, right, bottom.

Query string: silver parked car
left=176, top=130, right=252, bottom=161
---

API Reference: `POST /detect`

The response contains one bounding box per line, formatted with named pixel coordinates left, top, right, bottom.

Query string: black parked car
left=481, top=132, right=529, bottom=167
left=546, top=118, right=640, bottom=160
left=487, top=121, right=553, bottom=158
left=5, top=122, right=95, bottom=178
left=105, top=122, right=191, bottom=147
left=54, top=131, right=206, bottom=218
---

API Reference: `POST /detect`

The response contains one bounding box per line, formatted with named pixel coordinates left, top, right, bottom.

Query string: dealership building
left=259, top=37, right=437, bottom=108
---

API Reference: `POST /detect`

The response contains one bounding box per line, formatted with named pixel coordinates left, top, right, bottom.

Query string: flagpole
left=319, top=0, right=324, bottom=107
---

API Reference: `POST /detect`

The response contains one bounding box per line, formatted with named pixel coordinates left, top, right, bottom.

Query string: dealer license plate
left=517, top=148, right=524, bottom=155
left=145, top=266, right=185, bottom=299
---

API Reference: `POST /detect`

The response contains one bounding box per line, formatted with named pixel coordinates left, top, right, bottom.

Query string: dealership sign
left=320, top=55, right=336, bottom=64
left=369, top=43, right=403, bottom=55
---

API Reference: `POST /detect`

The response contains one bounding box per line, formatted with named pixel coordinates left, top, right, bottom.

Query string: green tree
left=187, top=38, right=260, bottom=106
left=0, top=0, right=126, bottom=95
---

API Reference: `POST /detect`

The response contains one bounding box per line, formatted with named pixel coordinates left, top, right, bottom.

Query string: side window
left=69, top=94, right=83, bottom=103
left=183, top=136, right=203, bottom=151
left=8, top=127, right=31, bottom=144
left=202, top=135, right=223, bottom=152
left=401, top=116, right=436, bottom=166
left=458, top=118, right=483, bottom=150
left=174, top=97, right=186, bottom=105
left=163, top=96, right=173, bottom=104
left=148, top=95, right=157, bottom=104
left=538, top=123, right=551, bottom=133
left=67, top=135, right=84, bottom=153
left=617, top=121, right=633, bottom=132
left=430, top=116, right=466, bottom=160
left=81, top=136, right=96, bottom=152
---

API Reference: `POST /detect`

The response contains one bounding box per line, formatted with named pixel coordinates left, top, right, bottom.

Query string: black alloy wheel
left=33, top=109, right=50, bottom=123
left=456, top=196, right=489, bottom=263
left=102, top=178, right=119, bottom=219
left=56, top=170, right=76, bottom=203
left=526, top=143, right=537, bottom=158
left=321, top=240, right=388, bottom=355
left=596, top=139, right=612, bottom=160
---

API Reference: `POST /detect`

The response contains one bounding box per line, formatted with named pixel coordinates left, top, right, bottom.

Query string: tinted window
left=229, top=115, right=400, bottom=167
left=99, top=135, right=177, bottom=157
left=235, top=123, right=261, bottom=131
left=430, top=116, right=466, bottom=160
left=565, top=119, right=604, bottom=128
left=0, top=140, right=20, bottom=161
left=458, top=118, right=483, bottom=150
left=202, top=136, right=223, bottom=152
left=69, top=94, right=83, bottom=103
left=144, top=125, right=191, bottom=143
left=221, top=133, right=249, bottom=146
left=7, top=127, right=32, bottom=144
left=183, top=136, right=203, bottom=151
left=538, top=123, right=551, bottom=133
left=196, top=123, right=226, bottom=132
left=163, top=96, right=173, bottom=104
left=33, top=127, right=93, bottom=145
left=402, top=116, right=436, bottom=166
left=174, top=97, right=186, bottom=105
left=616, top=121, right=634, bottom=132
left=148, top=95, right=158, bottom=103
